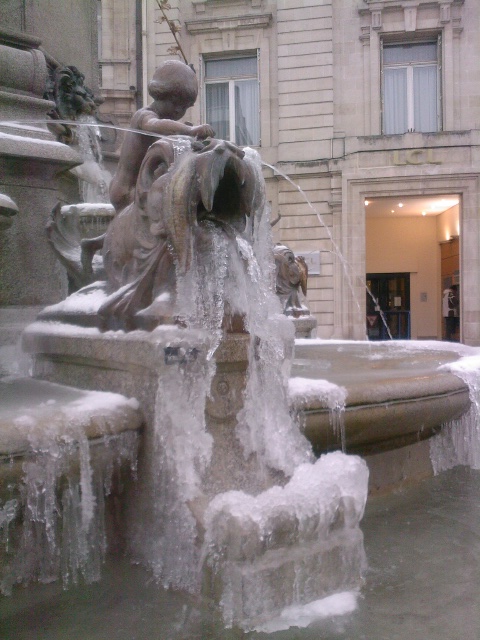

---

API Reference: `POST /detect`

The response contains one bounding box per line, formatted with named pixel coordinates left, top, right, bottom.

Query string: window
left=382, top=41, right=440, bottom=135
left=204, top=55, right=260, bottom=146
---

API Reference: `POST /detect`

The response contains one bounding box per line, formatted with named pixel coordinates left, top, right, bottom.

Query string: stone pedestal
left=291, top=314, right=317, bottom=338
left=22, top=319, right=274, bottom=498
left=0, top=30, right=82, bottom=315
left=22, top=318, right=368, bottom=628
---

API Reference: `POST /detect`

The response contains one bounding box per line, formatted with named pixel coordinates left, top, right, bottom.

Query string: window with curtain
left=382, top=41, right=440, bottom=135
left=204, top=55, right=260, bottom=146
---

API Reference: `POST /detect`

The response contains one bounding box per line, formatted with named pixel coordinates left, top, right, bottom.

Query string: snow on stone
left=40, top=285, right=109, bottom=314
left=288, top=376, right=347, bottom=410
left=254, top=591, right=359, bottom=633
left=61, top=203, right=114, bottom=214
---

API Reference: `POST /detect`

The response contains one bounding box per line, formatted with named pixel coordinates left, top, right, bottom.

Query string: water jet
left=2, top=32, right=480, bottom=637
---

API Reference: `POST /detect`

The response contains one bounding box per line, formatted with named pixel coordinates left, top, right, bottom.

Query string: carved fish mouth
left=162, top=138, right=256, bottom=274
left=196, top=150, right=250, bottom=233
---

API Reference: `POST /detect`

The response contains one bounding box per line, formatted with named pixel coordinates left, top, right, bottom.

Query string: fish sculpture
left=46, top=136, right=262, bottom=330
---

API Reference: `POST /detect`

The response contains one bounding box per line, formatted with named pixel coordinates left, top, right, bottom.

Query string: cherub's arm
left=141, top=112, right=214, bottom=139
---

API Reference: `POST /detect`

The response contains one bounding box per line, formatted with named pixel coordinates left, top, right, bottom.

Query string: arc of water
left=3, top=119, right=192, bottom=140
left=263, top=162, right=393, bottom=340
left=3, top=118, right=393, bottom=338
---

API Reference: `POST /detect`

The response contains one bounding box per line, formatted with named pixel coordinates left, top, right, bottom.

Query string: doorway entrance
left=365, top=194, right=460, bottom=340
left=366, top=273, right=411, bottom=340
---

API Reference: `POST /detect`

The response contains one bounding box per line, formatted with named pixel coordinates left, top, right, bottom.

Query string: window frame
left=381, top=37, right=442, bottom=135
left=202, top=51, right=261, bottom=147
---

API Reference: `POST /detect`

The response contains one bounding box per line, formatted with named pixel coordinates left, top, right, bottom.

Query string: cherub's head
left=148, top=60, right=198, bottom=120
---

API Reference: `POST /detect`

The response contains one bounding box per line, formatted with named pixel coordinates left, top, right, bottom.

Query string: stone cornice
left=0, top=28, right=42, bottom=50
left=359, top=0, right=464, bottom=15
left=186, top=13, right=272, bottom=34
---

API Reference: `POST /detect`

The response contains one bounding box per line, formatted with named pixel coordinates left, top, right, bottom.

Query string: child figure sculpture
left=109, top=60, right=215, bottom=212
left=81, top=60, right=215, bottom=269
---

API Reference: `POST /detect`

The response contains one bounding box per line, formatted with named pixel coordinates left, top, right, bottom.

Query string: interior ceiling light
left=364, top=200, right=370, bottom=206
left=398, top=202, right=404, bottom=208
left=431, top=198, right=459, bottom=210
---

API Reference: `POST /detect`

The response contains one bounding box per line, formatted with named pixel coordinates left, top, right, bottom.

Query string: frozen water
left=234, top=150, right=314, bottom=476
left=430, top=349, right=480, bottom=471
left=202, top=452, right=368, bottom=627
left=254, top=591, right=359, bottom=633
left=2, top=467, right=479, bottom=639
left=0, top=380, right=140, bottom=595
left=127, top=146, right=369, bottom=625
left=144, top=351, right=215, bottom=592
left=289, top=377, right=347, bottom=451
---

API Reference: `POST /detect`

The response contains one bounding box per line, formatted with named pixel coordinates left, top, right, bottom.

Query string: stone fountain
left=1, top=41, right=479, bottom=633
left=20, top=121, right=368, bottom=626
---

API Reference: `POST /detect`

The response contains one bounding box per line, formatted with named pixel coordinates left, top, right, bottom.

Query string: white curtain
left=205, top=57, right=259, bottom=146
left=206, top=83, right=229, bottom=140
left=235, top=80, right=259, bottom=146
left=414, top=65, right=437, bottom=132
left=384, top=67, right=407, bottom=134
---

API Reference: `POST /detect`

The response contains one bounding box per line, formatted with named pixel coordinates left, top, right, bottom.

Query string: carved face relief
left=274, top=245, right=302, bottom=293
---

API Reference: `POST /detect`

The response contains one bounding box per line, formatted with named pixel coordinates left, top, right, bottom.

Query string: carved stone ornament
left=273, top=244, right=310, bottom=318
left=44, top=65, right=102, bottom=143
left=45, top=136, right=263, bottom=331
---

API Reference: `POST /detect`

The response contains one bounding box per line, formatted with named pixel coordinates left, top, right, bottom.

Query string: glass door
left=366, top=273, right=411, bottom=340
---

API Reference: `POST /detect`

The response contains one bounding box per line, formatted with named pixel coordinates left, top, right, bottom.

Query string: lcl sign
left=392, top=149, right=442, bottom=165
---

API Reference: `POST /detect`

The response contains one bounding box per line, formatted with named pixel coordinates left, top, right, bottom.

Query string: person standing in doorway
left=443, top=285, right=459, bottom=341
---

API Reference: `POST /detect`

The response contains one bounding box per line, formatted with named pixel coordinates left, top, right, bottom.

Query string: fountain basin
left=23, top=324, right=474, bottom=481
left=0, top=377, right=142, bottom=458
left=0, top=375, right=143, bottom=517
left=0, top=375, right=143, bottom=594
left=290, top=340, right=472, bottom=456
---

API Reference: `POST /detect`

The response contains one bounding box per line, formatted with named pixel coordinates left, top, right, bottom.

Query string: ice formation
left=431, top=350, right=480, bottom=471
left=0, top=387, right=140, bottom=595
left=203, top=452, right=368, bottom=628
left=132, top=145, right=369, bottom=627
left=254, top=590, right=359, bottom=633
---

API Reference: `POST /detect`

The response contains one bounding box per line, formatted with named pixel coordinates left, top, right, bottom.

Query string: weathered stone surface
left=291, top=341, right=472, bottom=455
left=0, top=31, right=82, bottom=310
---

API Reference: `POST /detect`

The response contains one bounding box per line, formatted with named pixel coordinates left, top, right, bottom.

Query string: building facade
left=98, top=0, right=480, bottom=344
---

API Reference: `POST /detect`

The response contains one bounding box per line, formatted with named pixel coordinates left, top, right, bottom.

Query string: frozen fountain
left=2, top=42, right=480, bottom=636
left=18, top=128, right=369, bottom=628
